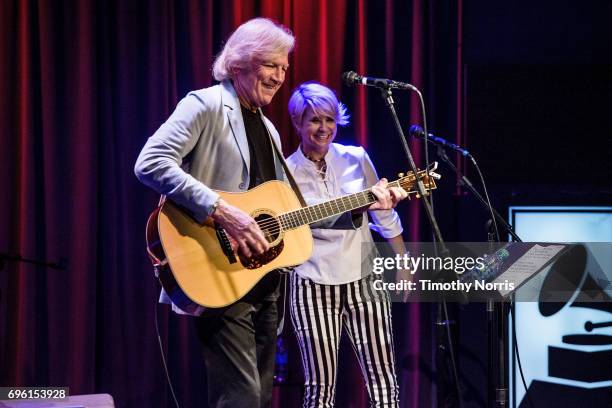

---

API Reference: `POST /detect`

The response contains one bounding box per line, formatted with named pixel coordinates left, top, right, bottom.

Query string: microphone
left=409, top=125, right=471, bottom=157
left=342, top=71, right=418, bottom=91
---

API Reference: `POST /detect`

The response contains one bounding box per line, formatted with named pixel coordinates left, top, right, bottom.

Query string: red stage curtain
left=1, top=1, right=459, bottom=406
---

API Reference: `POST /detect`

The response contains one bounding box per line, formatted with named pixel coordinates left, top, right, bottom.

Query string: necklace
left=301, top=146, right=327, bottom=178
left=301, top=146, right=326, bottom=163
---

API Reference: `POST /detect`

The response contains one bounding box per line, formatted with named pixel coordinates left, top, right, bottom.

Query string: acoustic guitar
left=146, top=163, right=440, bottom=310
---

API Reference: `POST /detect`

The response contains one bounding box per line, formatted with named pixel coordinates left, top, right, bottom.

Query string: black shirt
left=239, top=105, right=281, bottom=300
left=241, top=105, right=277, bottom=188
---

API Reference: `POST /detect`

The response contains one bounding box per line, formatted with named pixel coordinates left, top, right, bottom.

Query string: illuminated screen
left=508, top=206, right=612, bottom=407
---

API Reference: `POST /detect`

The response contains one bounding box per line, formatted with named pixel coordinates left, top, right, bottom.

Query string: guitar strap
left=259, top=109, right=307, bottom=208
left=259, top=110, right=305, bottom=335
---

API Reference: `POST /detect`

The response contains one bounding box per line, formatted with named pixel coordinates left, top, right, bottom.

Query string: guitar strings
left=246, top=174, right=432, bottom=232
left=253, top=194, right=370, bottom=231
left=251, top=178, right=432, bottom=232
left=235, top=174, right=434, bottom=244
left=252, top=193, right=373, bottom=230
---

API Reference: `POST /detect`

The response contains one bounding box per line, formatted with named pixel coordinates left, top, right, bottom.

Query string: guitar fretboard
left=278, top=180, right=402, bottom=230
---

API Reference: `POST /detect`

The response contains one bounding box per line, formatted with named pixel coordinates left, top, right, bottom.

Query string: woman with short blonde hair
left=286, top=82, right=407, bottom=408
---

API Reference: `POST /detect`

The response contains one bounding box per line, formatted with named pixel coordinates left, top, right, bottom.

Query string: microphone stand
left=434, top=146, right=524, bottom=408
left=378, top=87, right=448, bottom=252
left=376, top=86, right=464, bottom=408
left=0, top=253, right=66, bottom=270
left=0, top=253, right=66, bottom=304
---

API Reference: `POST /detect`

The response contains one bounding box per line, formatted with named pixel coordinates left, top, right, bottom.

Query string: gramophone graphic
left=519, top=244, right=612, bottom=407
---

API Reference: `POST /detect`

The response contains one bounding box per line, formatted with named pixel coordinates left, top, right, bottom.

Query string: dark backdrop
left=1, top=1, right=611, bottom=407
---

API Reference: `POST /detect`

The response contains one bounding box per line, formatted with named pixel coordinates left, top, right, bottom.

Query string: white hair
left=288, top=82, right=350, bottom=130
left=212, top=18, right=295, bottom=81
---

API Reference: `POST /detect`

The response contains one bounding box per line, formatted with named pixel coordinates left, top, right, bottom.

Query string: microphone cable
left=414, top=88, right=433, bottom=210
left=467, top=152, right=530, bottom=407
left=154, top=283, right=181, bottom=408
left=467, top=155, right=500, bottom=242
left=414, top=87, right=464, bottom=408
left=510, top=303, right=535, bottom=408
left=343, top=71, right=464, bottom=407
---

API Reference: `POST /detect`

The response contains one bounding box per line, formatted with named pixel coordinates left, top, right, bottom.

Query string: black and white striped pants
left=290, top=273, right=399, bottom=408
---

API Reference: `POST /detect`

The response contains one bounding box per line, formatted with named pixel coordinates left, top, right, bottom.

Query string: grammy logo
left=519, top=244, right=612, bottom=407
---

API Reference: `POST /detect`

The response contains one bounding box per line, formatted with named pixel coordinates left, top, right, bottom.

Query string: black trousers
left=194, top=272, right=280, bottom=408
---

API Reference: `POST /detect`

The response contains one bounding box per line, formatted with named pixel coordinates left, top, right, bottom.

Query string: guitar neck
left=278, top=180, right=402, bottom=230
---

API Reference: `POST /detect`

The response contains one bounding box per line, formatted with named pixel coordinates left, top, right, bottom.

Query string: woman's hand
left=368, top=178, right=408, bottom=211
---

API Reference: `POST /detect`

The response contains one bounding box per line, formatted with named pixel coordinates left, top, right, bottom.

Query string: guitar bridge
left=215, top=224, right=237, bottom=264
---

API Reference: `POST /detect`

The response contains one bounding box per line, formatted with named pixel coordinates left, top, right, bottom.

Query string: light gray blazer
left=135, top=81, right=358, bottom=315
left=134, top=80, right=356, bottom=229
left=134, top=80, right=287, bottom=222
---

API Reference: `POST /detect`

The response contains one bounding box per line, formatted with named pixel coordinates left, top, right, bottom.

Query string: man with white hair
left=135, top=18, right=294, bottom=407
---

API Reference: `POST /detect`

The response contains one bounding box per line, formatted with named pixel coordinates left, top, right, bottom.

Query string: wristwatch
left=211, top=197, right=221, bottom=217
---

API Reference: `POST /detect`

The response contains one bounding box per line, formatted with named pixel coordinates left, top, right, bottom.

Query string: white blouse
left=286, top=143, right=403, bottom=285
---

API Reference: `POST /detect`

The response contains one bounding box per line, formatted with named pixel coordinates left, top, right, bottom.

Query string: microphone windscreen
left=408, top=125, right=424, bottom=138
left=342, top=71, right=359, bottom=86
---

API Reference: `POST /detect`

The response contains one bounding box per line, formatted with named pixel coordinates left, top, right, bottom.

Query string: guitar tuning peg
left=398, top=172, right=404, bottom=178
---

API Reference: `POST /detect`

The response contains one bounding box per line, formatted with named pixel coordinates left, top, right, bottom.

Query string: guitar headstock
left=393, top=162, right=441, bottom=199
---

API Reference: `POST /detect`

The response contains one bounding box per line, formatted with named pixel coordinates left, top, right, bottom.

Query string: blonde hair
left=212, top=18, right=295, bottom=81
left=288, top=82, right=350, bottom=129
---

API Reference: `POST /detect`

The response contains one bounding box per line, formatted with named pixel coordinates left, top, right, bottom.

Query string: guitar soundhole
left=240, top=212, right=284, bottom=270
